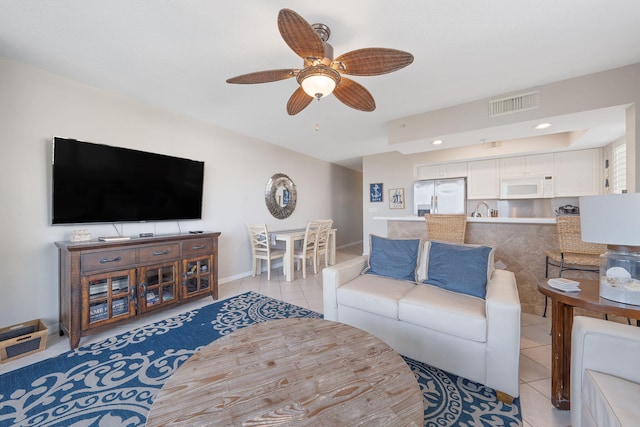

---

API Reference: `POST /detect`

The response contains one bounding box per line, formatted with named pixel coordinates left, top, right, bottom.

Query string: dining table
left=272, top=228, right=336, bottom=281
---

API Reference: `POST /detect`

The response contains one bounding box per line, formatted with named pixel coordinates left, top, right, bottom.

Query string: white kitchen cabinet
left=467, top=159, right=500, bottom=199
left=415, top=162, right=467, bottom=180
left=553, top=149, right=601, bottom=197
left=500, top=153, right=554, bottom=178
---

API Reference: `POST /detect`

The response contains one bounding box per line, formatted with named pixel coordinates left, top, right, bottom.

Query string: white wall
left=0, top=57, right=362, bottom=332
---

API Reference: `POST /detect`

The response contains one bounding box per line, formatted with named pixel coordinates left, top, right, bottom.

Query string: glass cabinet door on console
left=81, top=269, right=136, bottom=330
left=138, top=262, right=179, bottom=313
left=182, top=256, right=213, bottom=298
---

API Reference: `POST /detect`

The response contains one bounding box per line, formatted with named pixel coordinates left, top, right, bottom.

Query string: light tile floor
left=1, top=244, right=571, bottom=426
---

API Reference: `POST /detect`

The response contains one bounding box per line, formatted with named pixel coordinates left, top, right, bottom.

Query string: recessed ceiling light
left=432, top=139, right=443, bottom=145
left=534, top=123, right=552, bottom=130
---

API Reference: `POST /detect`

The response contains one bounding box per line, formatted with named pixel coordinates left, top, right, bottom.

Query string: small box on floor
left=0, top=319, right=48, bottom=363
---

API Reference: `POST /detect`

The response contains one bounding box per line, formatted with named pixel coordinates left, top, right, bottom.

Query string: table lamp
left=580, top=193, right=640, bottom=305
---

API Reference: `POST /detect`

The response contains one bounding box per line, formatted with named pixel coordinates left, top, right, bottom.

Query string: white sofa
left=322, top=245, right=521, bottom=402
left=571, top=316, right=640, bottom=427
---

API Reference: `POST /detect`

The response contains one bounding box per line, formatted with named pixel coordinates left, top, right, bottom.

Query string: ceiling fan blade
left=334, top=48, right=414, bottom=76
left=287, top=86, right=314, bottom=115
left=333, top=78, right=376, bottom=112
left=278, top=8, right=325, bottom=62
left=226, top=69, right=297, bottom=84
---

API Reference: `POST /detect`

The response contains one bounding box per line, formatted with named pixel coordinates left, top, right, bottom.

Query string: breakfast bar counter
left=374, top=215, right=556, bottom=224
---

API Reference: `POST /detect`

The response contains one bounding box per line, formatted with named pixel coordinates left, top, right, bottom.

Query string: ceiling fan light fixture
left=297, top=65, right=341, bottom=99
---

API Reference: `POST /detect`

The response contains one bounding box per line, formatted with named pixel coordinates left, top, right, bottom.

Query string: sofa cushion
left=365, top=235, right=421, bottom=282
left=337, top=274, right=415, bottom=320
left=399, top=284, right=487, bottom=342
left=422, top=241, right=493, bottom=299
left=416, top=241, right=496, bottom=283
left=582, top=369, right=640, bottom=427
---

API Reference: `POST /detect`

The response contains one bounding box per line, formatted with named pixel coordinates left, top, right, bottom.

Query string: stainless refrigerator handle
left=430, top=195, right=434, bottom=213
left=434, top=195, right=438, bottom=213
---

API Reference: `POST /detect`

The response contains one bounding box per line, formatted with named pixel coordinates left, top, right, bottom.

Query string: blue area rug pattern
left=0, top=292, right=521, bottom=426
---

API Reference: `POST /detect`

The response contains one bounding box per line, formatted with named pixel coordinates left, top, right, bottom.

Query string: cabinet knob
left=99, top=256, right=122, bottom=264
left=191, top=245, right=206, bottom=250
left=152, top=250, right=170, bottom=256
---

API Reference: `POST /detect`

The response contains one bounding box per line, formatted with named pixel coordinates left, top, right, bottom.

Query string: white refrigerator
left=413, top=178, right=466, bottom=216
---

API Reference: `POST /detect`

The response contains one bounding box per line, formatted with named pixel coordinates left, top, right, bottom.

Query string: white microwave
left=500, top=176, right=554, bottom=199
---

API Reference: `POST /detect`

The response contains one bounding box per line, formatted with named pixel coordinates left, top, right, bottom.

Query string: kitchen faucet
left=472, top=201, right=490, bottom=217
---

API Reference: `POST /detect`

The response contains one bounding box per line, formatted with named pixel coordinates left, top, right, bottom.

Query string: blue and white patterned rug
left=0, top=292, right=521, bottom=426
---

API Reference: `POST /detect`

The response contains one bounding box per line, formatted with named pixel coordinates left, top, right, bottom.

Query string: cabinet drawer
left=81, top=249, right=137, bottom=273
left=139, top=243, right=180, bottom=264
left=182, top=238, right=214, bottom=257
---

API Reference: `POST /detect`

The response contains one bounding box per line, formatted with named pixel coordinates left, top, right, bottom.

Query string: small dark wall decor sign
left=370, top=183, right=383, bottom=202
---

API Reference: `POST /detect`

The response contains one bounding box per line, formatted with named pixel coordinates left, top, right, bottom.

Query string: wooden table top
left=147, top=318, right=424, bottom=426
left=538, top=279, right=640, bottom=319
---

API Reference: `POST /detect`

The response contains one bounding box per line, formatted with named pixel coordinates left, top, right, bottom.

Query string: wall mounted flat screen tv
left=52, top=137, right=205, bottom=224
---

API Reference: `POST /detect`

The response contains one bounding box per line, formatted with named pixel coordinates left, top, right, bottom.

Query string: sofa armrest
left=322, top=255, right=368, bottom=321
left=485, top=269, right=521, bottom=397
left=571, top=316, right=640, bottom=427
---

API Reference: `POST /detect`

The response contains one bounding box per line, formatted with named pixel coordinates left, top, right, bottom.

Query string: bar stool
left=543, top=215, right=605, bottom=317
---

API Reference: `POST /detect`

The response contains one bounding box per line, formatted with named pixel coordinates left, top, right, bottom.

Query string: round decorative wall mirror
left=265, top=173, right=297, bottom=219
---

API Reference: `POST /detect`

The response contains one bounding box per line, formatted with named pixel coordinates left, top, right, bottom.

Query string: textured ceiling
left=2, top=1, right=640, bottom=170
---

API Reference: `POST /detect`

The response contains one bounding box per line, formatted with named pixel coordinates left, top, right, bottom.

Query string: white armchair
left=571, top=316, right=640, bottom=427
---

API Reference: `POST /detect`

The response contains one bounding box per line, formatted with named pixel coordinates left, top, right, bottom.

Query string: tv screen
left=52, top=137, right=205, bottom=224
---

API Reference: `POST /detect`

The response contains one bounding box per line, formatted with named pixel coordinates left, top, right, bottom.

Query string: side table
left=537, top=279, right=640, bottom=410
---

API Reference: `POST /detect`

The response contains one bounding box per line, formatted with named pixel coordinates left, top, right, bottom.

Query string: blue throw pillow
left=365, top=235, right=421, bottom=282
left=423, top=241, right=492, bottom=298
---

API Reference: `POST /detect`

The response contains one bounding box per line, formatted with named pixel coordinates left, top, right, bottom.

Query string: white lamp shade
left=580, top=193, right=640, bottom=246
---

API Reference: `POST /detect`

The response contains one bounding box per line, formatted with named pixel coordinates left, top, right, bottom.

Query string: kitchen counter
left=373, top=215, right=556, bottom=224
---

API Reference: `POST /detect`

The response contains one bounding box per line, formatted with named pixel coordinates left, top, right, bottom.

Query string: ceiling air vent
left=483, top=140, right=502, bottom=149
left=488, top=91, right=539, bottom=117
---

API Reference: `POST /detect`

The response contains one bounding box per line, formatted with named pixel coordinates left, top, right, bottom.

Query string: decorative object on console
left=226, top=9, right=413, bottom=115
left=580, top=193, right=640, bottom=305
left=70, top=229, right=91, bottom=242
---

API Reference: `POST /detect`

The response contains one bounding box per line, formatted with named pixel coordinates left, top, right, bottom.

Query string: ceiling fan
left=226, top=8, right=414, bottom=115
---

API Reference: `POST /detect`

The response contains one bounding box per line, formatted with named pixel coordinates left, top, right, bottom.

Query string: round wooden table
left=538, top=279, right=640, bottom=410
left=147, top=318, right=424, bottom=426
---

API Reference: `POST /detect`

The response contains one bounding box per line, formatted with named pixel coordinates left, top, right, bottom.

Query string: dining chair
left=424, top=214, right=467, bottom=243
left=293, top=221, right=321, bottom=279
left=247, top=224, right=286, bottom=280
left=314, top=219, right=333, bottom=269
left=543, top=215, right=606, bottom=317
